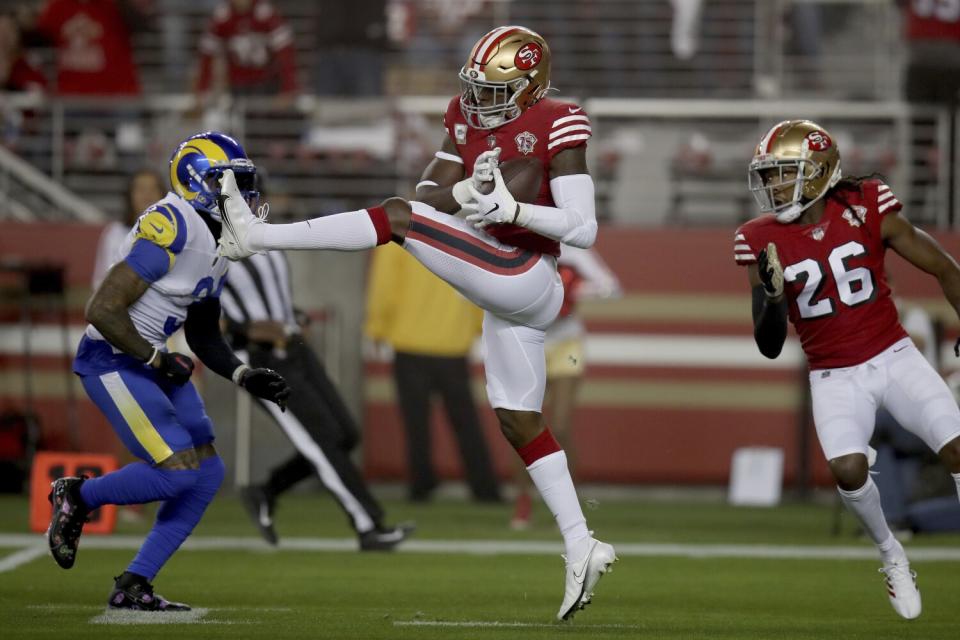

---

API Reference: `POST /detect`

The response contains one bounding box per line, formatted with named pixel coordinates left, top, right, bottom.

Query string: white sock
left=249, top=209, right=382, bottom=252
left=952, top=472, right=960, bottom=503
left=838, top=476, right=904, bottom=565
left=527, top=451, right=591, bottom=561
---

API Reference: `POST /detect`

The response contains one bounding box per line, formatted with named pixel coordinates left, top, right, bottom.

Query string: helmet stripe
left=477, top=27, right=524, bottom=70
left=470, top=28, right=501, bottom=64
left=763, top=122, right=787, bottom=154
left=471, top=26, right=512, bottom=69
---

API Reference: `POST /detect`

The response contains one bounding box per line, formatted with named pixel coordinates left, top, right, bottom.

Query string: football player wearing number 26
left=46, top=132, right=290, bottom=611
left=735, top=120, right=960, bottom=620
left=218, top=26, right=616, bottom=620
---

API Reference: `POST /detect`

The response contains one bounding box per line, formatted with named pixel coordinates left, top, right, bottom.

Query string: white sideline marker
left=395, top=620, right=647, bottom=630
left=4, top=533, right=960, bottom=576
left=89, top=608, right=213, bottom=625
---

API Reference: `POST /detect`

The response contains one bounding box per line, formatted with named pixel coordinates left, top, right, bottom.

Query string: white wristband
left=231, top=364, right=251, bottom=385
left=145, top=347, right=160, bottom=366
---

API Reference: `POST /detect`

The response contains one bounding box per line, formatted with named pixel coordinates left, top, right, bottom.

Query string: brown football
left=477, top=156, right=543, bottom=202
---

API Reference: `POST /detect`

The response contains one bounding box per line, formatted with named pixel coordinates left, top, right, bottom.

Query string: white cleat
left=217, top=169, right=260, bottom=261
left=880, top=562, right=921, bottom=620
left=556, top=537, right=618, bottom=621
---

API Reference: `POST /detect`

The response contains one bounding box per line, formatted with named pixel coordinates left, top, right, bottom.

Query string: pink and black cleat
left=108, top=572, right=191, bottom=611
left=46, top=477, right=90, bottom=569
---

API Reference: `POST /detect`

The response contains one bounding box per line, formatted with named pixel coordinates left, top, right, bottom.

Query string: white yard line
left=394, top=620, right=646, bottom=630
left=0, top=545, right=47, bottom=573
left=2, top=534, right=960, bottom=563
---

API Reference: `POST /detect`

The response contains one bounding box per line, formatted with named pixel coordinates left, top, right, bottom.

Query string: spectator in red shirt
left=32, top=0, right=141, bottom=96
left=0, top=11, right=46, bottom=93
left=1, top=11, right=46, bottom=151
left=194, top=0, right=298, bottom=104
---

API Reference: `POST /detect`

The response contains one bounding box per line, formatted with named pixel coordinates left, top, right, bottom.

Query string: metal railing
left=1, top=93, right=956, bottom=227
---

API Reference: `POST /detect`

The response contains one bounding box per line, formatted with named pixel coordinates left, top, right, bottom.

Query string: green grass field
left=1, top=492, right=958, bottom=639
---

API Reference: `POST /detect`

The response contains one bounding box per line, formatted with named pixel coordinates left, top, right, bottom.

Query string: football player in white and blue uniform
left=47, top=132, right=290, bottom=611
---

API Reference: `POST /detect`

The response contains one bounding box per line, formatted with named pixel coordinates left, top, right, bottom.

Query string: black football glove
left=156, top=351, right=195, bottom=385
left=757, top=242, right=785, bottom=301
left=241, top=367, right=291, bottom=411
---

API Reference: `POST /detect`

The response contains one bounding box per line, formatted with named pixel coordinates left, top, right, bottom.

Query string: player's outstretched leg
left=217, top=169, right=396, bottom=260
left=833, top=454, right=920, bottom=619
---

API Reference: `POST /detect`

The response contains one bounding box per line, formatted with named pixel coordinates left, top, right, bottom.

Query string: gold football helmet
left=459, top=26, right=551, bottom=130
left=748, top=119, right=842, bottom=223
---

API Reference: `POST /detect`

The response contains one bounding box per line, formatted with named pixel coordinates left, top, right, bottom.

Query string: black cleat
left=108, top=572, right=191, bottom=611
left=359, top=522, right=416, bottom=551
left=46, top=477, right=89, bottom=569
left=240, top=485, right=278, bottom=545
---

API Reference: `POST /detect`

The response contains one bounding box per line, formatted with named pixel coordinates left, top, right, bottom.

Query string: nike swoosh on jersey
left=150, top=222, right=164, bottom=233
left=568, top=107, right=582, bottom=113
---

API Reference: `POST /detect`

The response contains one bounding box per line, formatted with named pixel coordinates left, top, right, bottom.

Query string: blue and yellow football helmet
left=169, top=131, right=258, bottom=220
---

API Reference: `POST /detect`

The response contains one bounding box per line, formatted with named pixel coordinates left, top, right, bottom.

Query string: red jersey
left=905, top=1, right=960, bottom=42
left=37, top=0, right=140, bottom=96
left=734, top=179, right=908, bottom=370
left=443, top=96, right=592, bottom=257
left=4, top=56, right=47, bottom=92
left=197, top=0, right=297, bottom=93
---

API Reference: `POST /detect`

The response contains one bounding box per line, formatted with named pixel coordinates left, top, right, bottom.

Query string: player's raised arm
left=748, top=245, right=788, bottom=359
left=882, top=211, right=960, bottom=334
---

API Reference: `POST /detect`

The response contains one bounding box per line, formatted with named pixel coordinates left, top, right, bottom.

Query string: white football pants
left=810, top=337, right=960, bottom=461
left=403, top=202, right=564, bottom=411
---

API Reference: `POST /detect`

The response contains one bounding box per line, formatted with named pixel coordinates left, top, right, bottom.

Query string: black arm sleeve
left=184, top=297, right=245, bottom=381
left=752, top=285, right=788, bottom=359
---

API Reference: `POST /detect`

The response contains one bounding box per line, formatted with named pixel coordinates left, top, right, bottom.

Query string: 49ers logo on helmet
left=514, top=43, right=542, bottom=70
left=805, top=130, right=832, bottom=152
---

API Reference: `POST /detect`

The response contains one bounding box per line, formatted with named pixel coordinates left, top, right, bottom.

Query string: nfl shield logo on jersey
left=812, top=227, right=825, bottom=241
left=515, top=131, right=537, bottom=155
left=455, top=124, right=468, bottom=145
left=843, top=205, right=868, bottom=227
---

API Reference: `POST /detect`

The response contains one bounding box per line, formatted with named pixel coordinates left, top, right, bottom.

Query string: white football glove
left=452, top=147, right=501, bottom=207
left=472, top=147, right=500, bottom=184
left=757, top=242, right=784, bottom=301
left=464, top=167, right=526, bottom=229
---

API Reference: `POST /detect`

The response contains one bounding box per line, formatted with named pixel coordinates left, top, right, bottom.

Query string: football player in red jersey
left=217, top=25, right=616, bottom=621
left=735, top=120, right=960, bottom=620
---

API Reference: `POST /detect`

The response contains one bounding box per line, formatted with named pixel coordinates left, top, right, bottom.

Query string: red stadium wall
left=3, top=223, right=959, bottom=486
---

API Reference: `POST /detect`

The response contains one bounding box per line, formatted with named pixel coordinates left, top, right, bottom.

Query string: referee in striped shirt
left=221, top=250, right=412, bottom=550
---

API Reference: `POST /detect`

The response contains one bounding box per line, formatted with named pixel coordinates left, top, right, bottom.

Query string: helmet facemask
left=749, top=157, right=841, bottom=223
left=459, top=71, right=533, bottom=130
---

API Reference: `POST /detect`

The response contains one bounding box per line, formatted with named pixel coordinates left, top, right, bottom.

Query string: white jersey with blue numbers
left=76, top=192, right=229, bottom=374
